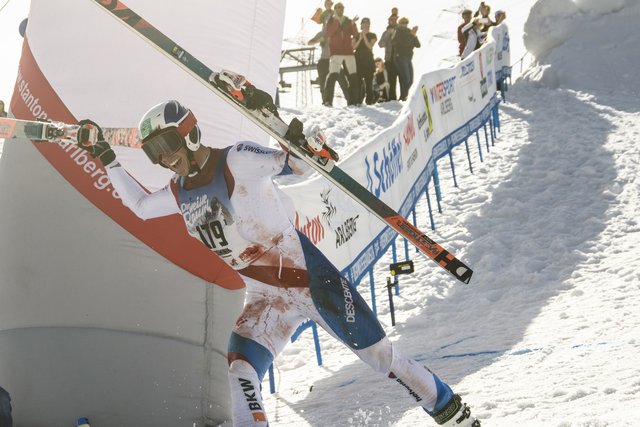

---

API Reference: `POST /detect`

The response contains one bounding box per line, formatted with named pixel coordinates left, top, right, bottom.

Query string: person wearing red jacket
left=323, top=2, right=360, bottom=106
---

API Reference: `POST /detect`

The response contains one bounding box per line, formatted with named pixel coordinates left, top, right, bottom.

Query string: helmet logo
left=140, top=118, right=153, bottom=140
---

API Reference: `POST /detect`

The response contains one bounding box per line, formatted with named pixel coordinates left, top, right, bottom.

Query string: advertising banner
left=282, top=39, right=501, bottom=284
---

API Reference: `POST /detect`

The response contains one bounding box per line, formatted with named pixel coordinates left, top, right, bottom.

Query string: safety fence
left=268, top=23, right=511, bottom=393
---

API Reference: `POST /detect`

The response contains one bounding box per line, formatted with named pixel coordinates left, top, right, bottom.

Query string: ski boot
left=304, top=124, right=339, bottom=162
left=431, top=394, right=480, bottom=427
left=285, top=118, right=339, bottom=165
left=210, top=70, right=279, bottom=117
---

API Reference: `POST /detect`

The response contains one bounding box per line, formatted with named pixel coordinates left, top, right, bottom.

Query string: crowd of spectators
left=308, top=3, right=420, bottom=105
left=306, top=2, right=507, bottom=105
left=458, top=2, right=507, bottom=59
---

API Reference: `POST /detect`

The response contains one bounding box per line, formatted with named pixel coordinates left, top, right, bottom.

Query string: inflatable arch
left=0, top=0, right=285, bottom=425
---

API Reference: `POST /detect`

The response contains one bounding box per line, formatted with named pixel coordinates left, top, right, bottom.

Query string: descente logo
left=341, top=277, right=356, bottom=323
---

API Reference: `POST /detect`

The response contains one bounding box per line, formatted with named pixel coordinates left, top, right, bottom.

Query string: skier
left=76, top=84, right=480, bottom=426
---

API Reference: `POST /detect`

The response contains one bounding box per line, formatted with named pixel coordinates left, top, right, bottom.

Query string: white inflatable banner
left=1, top=0, right=285, bottom=425
left=282, top=38, right=502, bottom=284
left=491, top=23, right=512, bottom=81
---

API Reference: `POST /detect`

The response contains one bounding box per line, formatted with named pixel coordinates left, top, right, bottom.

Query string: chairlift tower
left=279, top=45, right=317, bottom=108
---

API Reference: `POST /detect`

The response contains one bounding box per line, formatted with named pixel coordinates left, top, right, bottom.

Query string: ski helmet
left=138, top=100, right=201, bottom=165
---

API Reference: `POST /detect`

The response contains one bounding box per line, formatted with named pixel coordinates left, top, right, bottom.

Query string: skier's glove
left=244, top=85, right=280, bottom=117
left=76, top=119, right=116, bottom=167
left=284, top=118, right=305, bottom=154
left=211, top=70, right=279, bottom=117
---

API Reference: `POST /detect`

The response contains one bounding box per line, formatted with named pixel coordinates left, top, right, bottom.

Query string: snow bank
left=523, top=0, right=580, bottom=58
left=522, top=0, right=640, bottom=110
left=524, top=0, right=640, bottom=58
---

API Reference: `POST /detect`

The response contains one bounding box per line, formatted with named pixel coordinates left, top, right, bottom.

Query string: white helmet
left=138, top=100, right=201, bottom=164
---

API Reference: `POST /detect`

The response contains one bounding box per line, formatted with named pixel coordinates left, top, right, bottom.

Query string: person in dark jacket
left=392, top=16, right=421, bottom=101
left=378, top=14, right=399, bottom=100
left=353, top=17, right=377, bottom=105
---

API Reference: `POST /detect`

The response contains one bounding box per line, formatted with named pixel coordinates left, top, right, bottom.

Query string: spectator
left=457, top=9, right=473, bottom=57
left=475, top=2, right=495, bottom=32
left=373, top=57, right=390, bottom=102
left=308, top=29, right=350, bottom=105
left=461, top=17, right=485, bottom=59
left=324, top=2, right=360, bottom=106
left=353, top=17, right=377, bottom=105
left=319, top=0, right=334, bottom=25
left=391, top=7, right=399, bottom=17
left=494, top=9, right=507, bottom=25
left=0, top=100, right=7, bottom=118
left=378, top=14, right=399, bottom=100
left=392, top=16, right=420, bottom=101
left=0, top=386, right=12, bottom=427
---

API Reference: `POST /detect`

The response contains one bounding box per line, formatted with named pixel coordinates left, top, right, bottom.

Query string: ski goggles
left=141, top=127, right=185, bottom=165
left=141, top=111, right=197, bottom=164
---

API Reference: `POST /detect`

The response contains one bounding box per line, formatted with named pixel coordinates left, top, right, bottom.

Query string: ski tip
left=457, top=266, right=473, bottom=284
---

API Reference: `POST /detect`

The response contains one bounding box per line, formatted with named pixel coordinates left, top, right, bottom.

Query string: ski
left=88, top=0, right=473, bottom=284
left=0, top=117, right=72, bottom=141
left=0, top=116, right=140, bottom=147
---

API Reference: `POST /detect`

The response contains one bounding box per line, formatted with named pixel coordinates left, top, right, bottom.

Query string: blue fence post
left=311, top=322, right=323, bottom=366
left=433, top=165, right=443, bottom=214
left=426, top=183, right=435, bottom=231
left=411, top=209, right=418, bottom=253
left=464, top=138, right=474, bottom=174
left=447, top=149, right=458, bottom=188
left=368, top=268, right=377, bottom=317
left=483, top=123, right=491, bottom=153
left=268, top=364, right=276, bottom=394
left=404, top=237, right=410, bottom=259
left=489, top=116, right=496, bottom=146
left=475, top=130, right=484, bottom=162
left=391, top=240, right=400, bottom=295
left=493, top=103, right=501, bottom=133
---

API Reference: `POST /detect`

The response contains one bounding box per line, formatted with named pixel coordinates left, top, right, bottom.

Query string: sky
left=0, top=0, right=29, bottom=104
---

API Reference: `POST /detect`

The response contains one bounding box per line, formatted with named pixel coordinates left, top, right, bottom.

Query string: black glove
left=284, top=118, right=305, bottom=147
left=77, top=119, right=116, bottom=166
left=244, top=85, right=280, bottom=117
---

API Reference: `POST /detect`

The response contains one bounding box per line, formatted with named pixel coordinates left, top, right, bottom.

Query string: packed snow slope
left=259, top=1, right=640, bottom=426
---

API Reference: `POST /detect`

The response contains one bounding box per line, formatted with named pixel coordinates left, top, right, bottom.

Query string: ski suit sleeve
left=106, top=165, right=180, bottom=220
left=227, top=141, right=308, bottom=179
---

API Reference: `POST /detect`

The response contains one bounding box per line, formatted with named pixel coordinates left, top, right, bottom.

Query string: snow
left=258, top=1, right=640, bottom=426
left=2, top=0, right=639, bottom=425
